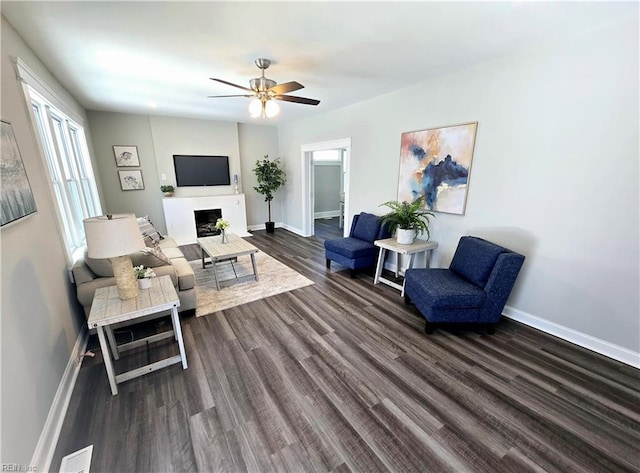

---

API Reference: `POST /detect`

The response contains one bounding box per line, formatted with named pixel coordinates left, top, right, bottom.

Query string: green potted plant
left=380, top=195, right=435, bottom=244
left=253, top=155, right=287, bottom=234
left=133, top=265, right=156, bottom=290
left=161, top=185, right=175, bottom=197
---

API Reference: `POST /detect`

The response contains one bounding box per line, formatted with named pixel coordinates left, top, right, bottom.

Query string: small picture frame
left=118, top=170, right=145, bottom=191
left=113, top=145, right=140, bottom=167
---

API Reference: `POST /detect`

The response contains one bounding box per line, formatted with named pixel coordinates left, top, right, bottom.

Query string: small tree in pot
left=380, top=195, right=435, bottom=244
left=253, top=155, right=287, bottom=234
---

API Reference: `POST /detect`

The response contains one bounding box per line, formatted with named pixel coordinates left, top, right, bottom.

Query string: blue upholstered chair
left=324, top=212, right=391, bottom=277
left=404, top=236, right=525, bottom=334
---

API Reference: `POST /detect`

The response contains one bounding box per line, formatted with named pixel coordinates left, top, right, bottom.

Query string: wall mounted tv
left=173, top=155, right=231, bottom=187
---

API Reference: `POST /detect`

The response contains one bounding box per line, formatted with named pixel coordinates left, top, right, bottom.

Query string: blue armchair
left=404, top=236, right=525, bottom=333
left=324, top=212, right=391, bottom=277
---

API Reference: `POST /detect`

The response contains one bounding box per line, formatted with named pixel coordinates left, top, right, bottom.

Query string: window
left=28, top=88, right=102, bottom=263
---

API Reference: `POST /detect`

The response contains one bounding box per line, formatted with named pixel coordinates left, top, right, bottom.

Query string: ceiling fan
left=209, top=58, right=320, bottom=118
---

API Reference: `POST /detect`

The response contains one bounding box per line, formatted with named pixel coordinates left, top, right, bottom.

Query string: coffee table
left=87, top=275, right=188, bottom=395
left=197, top=233, right=259, bottom=290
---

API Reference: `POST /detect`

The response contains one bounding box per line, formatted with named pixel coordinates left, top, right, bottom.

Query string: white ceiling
left=2, top=1, right=634, bottom=125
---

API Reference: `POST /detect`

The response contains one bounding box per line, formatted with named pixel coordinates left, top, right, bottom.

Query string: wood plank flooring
left=52, top=229, right=640, bottom=472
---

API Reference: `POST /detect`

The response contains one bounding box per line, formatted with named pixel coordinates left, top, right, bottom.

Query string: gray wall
left=88, top=112, right=279, bottom=233
left=1, top=16, right=94, bottom=465
left=277, top=14, right=639, bottom=354
left=313, top=164, right=342, bottom=214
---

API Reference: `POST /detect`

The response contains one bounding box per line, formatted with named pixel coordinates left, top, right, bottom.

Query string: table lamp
left=83, top=213, right=145, bottom=300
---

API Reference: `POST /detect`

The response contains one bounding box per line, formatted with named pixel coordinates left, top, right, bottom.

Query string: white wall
left=314, top=164, right=342, bottom=214
left=277, top=15, right=639, bottom=356
left=1, top=16, right=92, bottom=466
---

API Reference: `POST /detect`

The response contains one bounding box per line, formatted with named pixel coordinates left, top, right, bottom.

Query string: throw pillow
left=130, top=247, right=171, bottom=268
left=136, top=215, right=163, bottom=245
left=84, top=250, right=115, bottom=277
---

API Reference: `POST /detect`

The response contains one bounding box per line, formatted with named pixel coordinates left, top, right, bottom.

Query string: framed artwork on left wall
left=1, top=120, right=37, bottom=227
left=113, top=145, right=140, bottom=167
left=118, top=170, right=145, bottom=191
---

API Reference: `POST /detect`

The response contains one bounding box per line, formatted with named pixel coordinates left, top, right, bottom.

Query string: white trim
left=13, top=57, right=84, bottom=125
left=31, top=330, right=89, bottom=472
left=301, top=138, right=351, bottom=238
left=314, top=210, right=341, bottom=219
left=503, top=306, right=640, bottom=368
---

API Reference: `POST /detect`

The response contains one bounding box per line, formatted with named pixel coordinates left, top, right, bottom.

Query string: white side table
left=374, top=238, right=438, bottom=296
left=87, top=275, right=188, bottom=395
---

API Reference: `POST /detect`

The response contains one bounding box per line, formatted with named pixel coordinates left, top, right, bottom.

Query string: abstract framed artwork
left=118, top=170, right=145, bottom=191
left=397, top=122, right=478, bottom=215
left=113, top=145, right=140, bottom=167
left=1, top=120, right=37, bottom=227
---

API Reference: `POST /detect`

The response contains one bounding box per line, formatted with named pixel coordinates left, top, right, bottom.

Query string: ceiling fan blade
left=207, top=94, right=254, bottom=98
left=268, top=81, right=304, bottom=95
left=274, top=95, right=320, bottom=106
left=210, top=78, right=253, bottom=92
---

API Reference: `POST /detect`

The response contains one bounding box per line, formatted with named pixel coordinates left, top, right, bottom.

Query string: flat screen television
left=173, top=155, right=230, bottom=187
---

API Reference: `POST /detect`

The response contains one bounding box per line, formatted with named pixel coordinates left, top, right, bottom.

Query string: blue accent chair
left=324, top=212, right=391, bottom=277
left=404, top=236, right=525, bottom=334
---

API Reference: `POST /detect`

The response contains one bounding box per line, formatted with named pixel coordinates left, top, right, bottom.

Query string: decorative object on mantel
left=215, top=218, right=230, bottom=243
left=118, top=170, right=145, bottom=191
left=83, top=214, right=146, bottom=299
left=160, top=185, right=175, bottom=197
left=113, top=145, right=140, bottom=167
left=380, top=196, right=434, bottom=244
left=134, top=265, right=156, bottom=289
left=398, top=122, right=477, bottom=215
left=1, top=120, right=37, bottom=227
left=233, top=174, right=239, bottom=194
left=253, top=155, right=287, bottom=234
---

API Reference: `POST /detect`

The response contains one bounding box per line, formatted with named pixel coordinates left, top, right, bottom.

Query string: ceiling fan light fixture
left=265, top=99, right=280, bottom=118
left=249, top=98, right=262, bottom=118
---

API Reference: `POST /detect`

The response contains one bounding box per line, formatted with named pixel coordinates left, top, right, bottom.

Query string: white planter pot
left=138, top=278, right=151, bottom=290
left=396, top=228, right=416, bottom=245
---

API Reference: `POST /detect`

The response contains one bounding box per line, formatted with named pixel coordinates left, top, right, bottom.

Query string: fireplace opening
left=194, top=209, right=223, bottom=238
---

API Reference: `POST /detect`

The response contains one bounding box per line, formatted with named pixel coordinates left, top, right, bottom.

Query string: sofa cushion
left=351, top=212, right=382, bottom=243
left=406, top=269, right=486, bottom=308
left=324, top=237, right=379, bottom=259
left=130, top=247, right=172, bottom=267
left=171, top=257, right=196, bottom=291
left=161, top=247, right=185, bottom=260
left=84, top=250, right=115, bottom=277
left=449, top=237, right=505, bottom=288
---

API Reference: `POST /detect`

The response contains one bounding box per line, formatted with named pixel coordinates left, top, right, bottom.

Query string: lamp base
left=111, top=255, right=139, bottom=300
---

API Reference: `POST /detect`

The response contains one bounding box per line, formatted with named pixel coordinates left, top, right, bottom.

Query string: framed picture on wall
left=1, top=120, right=38, bottom=226
left=118, top=170, right=145, bottom=191
left=397, top=121, right=478, bottom=215
left=113, top=145, right=140, bottom=167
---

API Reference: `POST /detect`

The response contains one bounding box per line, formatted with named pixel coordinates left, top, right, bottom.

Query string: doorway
left=301, top=138, right=351, bottom=238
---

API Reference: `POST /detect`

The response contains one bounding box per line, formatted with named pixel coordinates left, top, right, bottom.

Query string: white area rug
left=190, top=251, right=314, bottom=316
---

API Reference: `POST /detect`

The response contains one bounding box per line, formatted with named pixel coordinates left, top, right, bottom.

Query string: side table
left=374, top=238, right=438, bottom=296
left=87, top=275, right=188, bottom=395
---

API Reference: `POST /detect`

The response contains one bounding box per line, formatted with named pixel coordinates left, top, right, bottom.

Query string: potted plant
left=253, top=155, right=287, bottom=234
left=161, top=185, right=175, bottom=197
left=380, top=196, right=435, bottom=244
left=133, top=265, right=156, bottom=289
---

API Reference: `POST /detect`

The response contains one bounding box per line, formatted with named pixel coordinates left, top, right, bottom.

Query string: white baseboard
left=31, top=329, right=89, bottom=472
left=314, top=210, right=340, bottom=219
left=502, top=305, right=640, bottom=368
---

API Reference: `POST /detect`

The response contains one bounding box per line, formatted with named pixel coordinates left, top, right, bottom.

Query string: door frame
left=301, top=138, right=351, bottom=237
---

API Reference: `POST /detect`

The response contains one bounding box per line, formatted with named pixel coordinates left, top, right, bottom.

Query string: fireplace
left=194, top=209, right=222, bottom=238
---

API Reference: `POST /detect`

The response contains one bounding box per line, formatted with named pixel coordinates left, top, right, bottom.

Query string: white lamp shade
left=249, top=98, right=262, bottom=118
left=84, top=214, right=145, bottom=258
left=265, top=100, right=280, bottom=118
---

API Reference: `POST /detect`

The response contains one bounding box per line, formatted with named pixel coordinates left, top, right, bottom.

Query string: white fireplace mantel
left=162, top=194, right=249, bottom=245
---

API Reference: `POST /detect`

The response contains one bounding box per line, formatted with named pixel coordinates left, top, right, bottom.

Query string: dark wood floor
left=52, top=229, right=640, bottom=472
left=314, top=217, right=343, bottom=240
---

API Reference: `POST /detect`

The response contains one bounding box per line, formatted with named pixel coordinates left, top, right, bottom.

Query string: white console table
left=162, top=193, right=249, bottom=245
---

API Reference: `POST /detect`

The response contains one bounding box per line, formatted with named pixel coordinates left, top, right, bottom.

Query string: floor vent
left=60, top=445, right=93, bottom=473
